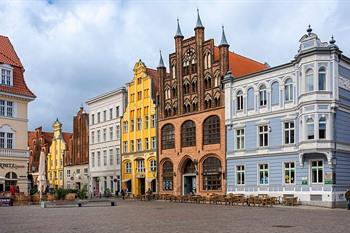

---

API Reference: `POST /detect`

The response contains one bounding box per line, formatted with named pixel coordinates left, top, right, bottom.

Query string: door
left=183, top=175, right=196, bottom=195
left=139, top=178, right=145, bottom=195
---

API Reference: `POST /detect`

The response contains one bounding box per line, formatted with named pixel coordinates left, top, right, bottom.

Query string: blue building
left=223, top=26, right=350, bottom=207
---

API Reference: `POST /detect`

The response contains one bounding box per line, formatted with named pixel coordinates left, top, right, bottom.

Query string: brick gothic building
left=157, top=12, right=267, bottom=196
left=64, top=107, right=89, bottom=190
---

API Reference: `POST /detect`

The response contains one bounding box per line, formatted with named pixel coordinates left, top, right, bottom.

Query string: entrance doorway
left=5, top=172, right=17, bottom=192
left=139, top=178, right=145, bottom=195
left=151, top=179, right=156, bottom=192
left=182, top=159, right=197, bottom=195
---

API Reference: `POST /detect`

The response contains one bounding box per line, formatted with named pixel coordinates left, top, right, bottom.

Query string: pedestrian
left=121, top=189, right=125, bottom=200
left=345, top=189, right=350, bottom=210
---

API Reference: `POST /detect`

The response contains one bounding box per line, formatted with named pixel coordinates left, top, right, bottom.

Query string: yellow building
left=47, top=119, right=71, bottom=189
left=121, top=60, right=158, bottom=196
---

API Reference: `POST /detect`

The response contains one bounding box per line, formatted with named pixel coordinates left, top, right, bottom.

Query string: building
left=224, top=26, right=350, bottom=207
left=86, top=88, right=126, bottom=197
left=64, top=107, right=89, bottom=190
left=28, top=127, right=53, bottom=189
left=46, top=119, right=72, bottom=189
left=0, top=35, right=36, bottom=194
left=121, top=60, right=158, bottom=196
left=157, top=12, right=267, bottom=196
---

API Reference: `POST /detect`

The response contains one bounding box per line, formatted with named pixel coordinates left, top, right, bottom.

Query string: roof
left=28, top=128, right=54, bottom=150
left=214, top=47, right=267, bottom=77
left=0, top=35, right=36, bottom=98
left=62, top=132, right=73, bottom=144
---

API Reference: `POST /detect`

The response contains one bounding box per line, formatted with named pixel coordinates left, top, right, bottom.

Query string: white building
left=86, top=88, right=127, bottom=197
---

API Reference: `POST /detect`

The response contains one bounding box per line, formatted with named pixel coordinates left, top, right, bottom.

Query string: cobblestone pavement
left=1, top=200, right=350, bottom=233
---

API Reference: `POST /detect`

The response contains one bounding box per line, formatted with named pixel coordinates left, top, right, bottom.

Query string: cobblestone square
left=1, top=200, right=350, bottom=233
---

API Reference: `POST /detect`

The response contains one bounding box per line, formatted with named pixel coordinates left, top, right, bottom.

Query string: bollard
left=111, top=201, right=116, bottom=206
left=78, top=203, right=82, bottom=207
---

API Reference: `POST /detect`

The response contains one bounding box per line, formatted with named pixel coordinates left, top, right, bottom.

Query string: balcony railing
left=0, top=148, right=29, bottom=158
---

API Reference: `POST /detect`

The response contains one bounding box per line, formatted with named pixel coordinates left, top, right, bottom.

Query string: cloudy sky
left=1, top=0, right=349, bottom=132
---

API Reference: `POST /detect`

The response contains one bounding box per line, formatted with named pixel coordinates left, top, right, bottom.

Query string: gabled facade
left=0, top=35, right=36, bottom=194
left=224, top=26, right=350, bottom=207
left=121, top=60, right=158, bottom=196
left=157, top=12, right=267, bottom=196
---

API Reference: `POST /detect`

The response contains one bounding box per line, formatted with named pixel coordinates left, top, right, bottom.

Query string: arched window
left=204, top=76, right=212, bottom=89
left=271, top=81, right=279, bottom=105
left=181, top=120, right=196, bottom=147
left=214, top=96, right=220, bottom=107
left=183, top=60, right=190, bottom=76
left=259, top=85, right=267, bottom=107
left=172, top=106, right=177, bottom=115
left=202, top=157, right=221, bottom=190
left=183, top=103, right=191, bottom=114
left=203, top=115, right=220, bottom=145
left=319, top=116, right=326, bottom=139
left=306, top=118, right=314, bottom=140
left=284, top=78, right=293, bottom=101
left=214, top=75, right=220, bottom=87
left=318, top=67, right=326, bottom=91
left=183, top=83, right=190, bottom=95
left=192, top=100, right=198, bottom=112
left=236, top=90, right=243, bottom=111
left=161, top=124, right=175, bottom=149
left=172, top=86, right=177, bottom=98
left=191, top=59, right=197, bottom=74
left=192, top=80, right=197, bottom=93
left=247, top=88, right=254, bottom=110
left=205, top=98, right=212, bottom=109
left=162, top=161, right=173, bottom=191
left=165, top=88, right=171, bottom=100
left=306, top=69, right=314, bottom=92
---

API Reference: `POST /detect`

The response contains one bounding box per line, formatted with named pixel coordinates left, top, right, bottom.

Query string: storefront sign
left=0, top=163, right=16, bottom=169
left=0, top=197, right=13, bottom=206
left=324, top=172, right=334, bottom=185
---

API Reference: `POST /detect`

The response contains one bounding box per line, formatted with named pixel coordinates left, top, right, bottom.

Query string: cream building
left=0, top=35, right=36, bottom=194
left=86, top=87, right=127, bottom=197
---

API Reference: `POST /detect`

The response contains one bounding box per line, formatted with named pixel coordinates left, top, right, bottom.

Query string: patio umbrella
left=38, top=150, right=47, bottom=200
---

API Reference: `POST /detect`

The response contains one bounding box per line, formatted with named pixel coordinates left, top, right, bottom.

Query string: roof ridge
left=229, top=50, right=266, bottom=67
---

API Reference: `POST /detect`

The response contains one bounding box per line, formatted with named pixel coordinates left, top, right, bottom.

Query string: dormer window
left=1, top=67, right=12, bottom=86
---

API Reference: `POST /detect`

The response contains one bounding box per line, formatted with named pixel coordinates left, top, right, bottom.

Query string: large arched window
left=161, top=124, right=175, bottom=149
left=318, top=67, right=326, bottom=91
left=271, top=81, right=279, bottom=105
left=162, top=161, right=173, bottom=191
left=202, top=157, right=221, bottom=190
left=236, top=90, right=243, bottom=111
left=181, top=120, right=196, bottom=147
left=203, top=116, right=220, bottom=145
left=284, top=78, right=293, bottom=101
left=306, top=69, right=314, bottom=92
left=259, top=85, right=267, bottom=107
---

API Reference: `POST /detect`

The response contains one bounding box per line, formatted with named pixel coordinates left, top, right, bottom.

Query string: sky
left=0, top=0, right=349, bottom=132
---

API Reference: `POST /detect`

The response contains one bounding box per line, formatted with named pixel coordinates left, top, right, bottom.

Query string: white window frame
left=150, top=160, right=157, bottom=171
left=318, top=67, right=326, bottom=91
left=137, top=139, right=142, bottom=152
left=258, top=163, right=269, bottom=185
left=311, top=160, right=323, bottom=184
left=236, top=91, right=243, bottom=111
left=125, top=162, right=132, bottom=173
left=151, top=137, right=156, bottom=149
left=137, top=160, right=145, bottom=173
left=236, top=128, right=245, bottom=150
left=109, top=149, right=113, bottom=166
left=283, top=162, right=296, bottom=185
left=236, top=165, right=245, bottom=185
left=103, top=150, right=107, bottom=166
left=306, top=118, right=314, bottom=140
left=259, top=85, right=267, bottom=107
left=319, top=116, right=326, bottom=140
left=91, top=152, right=95, bottom=167
left=258, top=125, right=269, bottom=148
left=306, top=69, right=314, bottom=92
left=0, top=66, right=13, bottom=86
left=109, top=127, right=113, bottom=141
left=284, top=78, right=293, bottom=102
left=284, top=121, right=295, bottom=145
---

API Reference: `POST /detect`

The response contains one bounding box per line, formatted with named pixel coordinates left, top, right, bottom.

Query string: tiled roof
left=62, top=132, right=73, bottom=145
left=0, top=35, right=36, bottom=98
left=214, top=47, right=267, bottom=77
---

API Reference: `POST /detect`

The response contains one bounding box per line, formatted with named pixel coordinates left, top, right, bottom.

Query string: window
left=311, top=160, right=323, bottom=184
left=6, top=101, right=12, bottom=117
left=306, top=69, right=314, bottom=92
left=284, top=162, right=295, bottom=184
left=145, top=138, right=149, bottom=150
left=125, top=162, right=132, bottom=173
left=137, top=160, right=145, bottom=172
left=318, top=67, right=326, bottom=91
left=97, top=130, right=101, bottom=143
left=236, top=91, right=243, bottom=111
left=284, top=121, right=295, bottom=144
left=103, top=110, right=107, bottom=121
left=91, top=152, right=95, bottom=167
left=271, top=81, right=279, bottom=105
left=203, top=115, right=220, bottom=145
left=123, top=121, right=128, bottom=133
left=181, top=120, right=196, bottom=147
left=76, top=169, right=80, bottom=174
left=91, top=114, right=95, bottom=125
left=151, top=137, right=156, bottom=149
left=84, top=168, right=88, bottom=175
left=258, top=164, right=269, bottom=185
left=109, top=108, right=113, bottom=120
left=0, top=100, right=5, bottom=116
left=284, top=78, right=293, bottom=101
left=60, top=171, right=63, bottom=180
left=0, top=100, right=13, bottom=117
left=109, top=127, right=113, bottom=141
left=6, top=133, right=13, bottom=149
left=131, top=120, right=135, bottom=132
left=247, top=88, right=254, bottom=110
left=123, top=142, right=128, bottom=153
left=258, top=125, right=269, bottom=147
left=236, top=165, right=245, bottom=185
left=1, top=69, right=12, bottom=85
left=319, top=117, right=326, bottom=139
left=137, top=77, right=142, bottom=84
left=137, top=91, right=142, bottom=100
left=204, top=76, right=212, bottom=89
left=0, top=132, right=13, bottom=149
left=131, top=140, right=134, bottom=152
left=150, top=160, right=157, bottom=171
left=116, top=106, right=120, bottom=118
left=91, top=131, right=95, bottom=144
left=103, top=150, right=107, bottom=166
left=161, top=124, right=175, bottom=149
left=151, top=115, right=156, bottom=128
left=0, top=132, right=4, bottom=148
left=144, top=89, right=149, bottom=98
left=130, top=94, right=135, bottom=102
left=67, top=170, right=71, bottom=177
left=236, top=129, right=245, bottom=150
left=162, top=161, right=173, bottom=191
left=97, top=152, right=101, bottom=167
left=259, top=85, right=267, bottom=106
left=137, top=118, right=142, bottom=130
left=307, top=118, right=314, bottom=140
left=116, top=125, right=120, bottom=139
left=103, top=129, right=106, bottom=142
left=172, top=65, right=176, bottom=79
left=109, top=149, right=113, bottom=166
left=137, top=139, right=142, bottom=151
left=144, top=116, right=149, bottom=129
left=202, top=157, right=222, bottom=190
left=116, top=148, right=120, bottom=165
left=97, top=112, right=100, bottom=123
